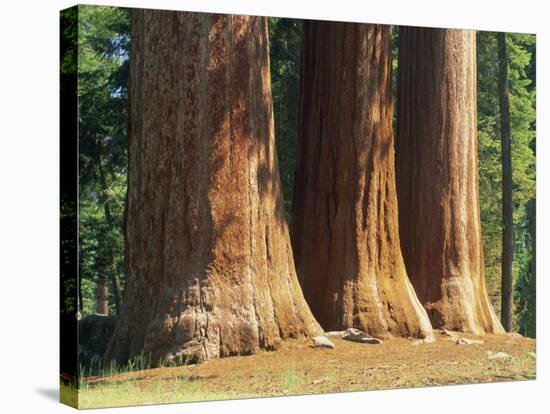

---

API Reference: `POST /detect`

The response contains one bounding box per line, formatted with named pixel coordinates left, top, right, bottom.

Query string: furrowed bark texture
left=106, top=10, right=322, bottom=365
left=292, top=22, right=433, bottom=339
left=396, top=27, right=503, bottom=334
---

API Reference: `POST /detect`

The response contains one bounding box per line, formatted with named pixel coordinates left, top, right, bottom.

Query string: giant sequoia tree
left=106, top=10, right=322, bottom=365
left=396, top=27, right=503, bottom=334
left=292, top=22, right=433, bottom=339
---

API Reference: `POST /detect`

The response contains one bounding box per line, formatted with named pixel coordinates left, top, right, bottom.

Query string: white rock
left=456, top=337, right=484, bottom=345
left=312, top=336, right=335, bottom=348
left=412, top=335, right=436, bottom=346
left=488, top=351, right=512, bottom=361
left=342, top=328, right=383, bottom=344
left=423, top=335, right=436, bottom=343
left=441, top=329, right=457, bottom=337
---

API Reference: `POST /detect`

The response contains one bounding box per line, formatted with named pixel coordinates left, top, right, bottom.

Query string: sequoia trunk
left=396, top=27, right=503, bottom=334
left=106, top=10, right=322, bottom=365
left=292, top=22, right=433, bottom=339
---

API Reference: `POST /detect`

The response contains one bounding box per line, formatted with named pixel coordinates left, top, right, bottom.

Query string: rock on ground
left=441, top=329, right=458, bottom=338
left=341, top=328, right=383, bottom=344
left=487, top=351, right=513, bottom=361
left=312, top=336, right=335, bottom=348
left=456, top=337, right=484, bottom=345
left=411, top=336, right=437, bottom=346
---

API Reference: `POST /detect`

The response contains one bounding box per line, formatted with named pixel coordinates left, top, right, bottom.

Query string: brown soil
left=89, top=331, right=535, bottom=398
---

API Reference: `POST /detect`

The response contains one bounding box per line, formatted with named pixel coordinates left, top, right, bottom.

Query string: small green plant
left=281, top=368, right=298, bottom=391
left=420, top=377, right=441, bottom=386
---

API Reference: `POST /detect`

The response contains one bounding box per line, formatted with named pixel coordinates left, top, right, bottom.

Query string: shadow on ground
left=36, top=388, right=58, bottom=402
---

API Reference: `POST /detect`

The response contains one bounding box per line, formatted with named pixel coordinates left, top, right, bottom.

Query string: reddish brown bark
left=292, top=22, right=433, bottom=339
left=106, top=10, right=322, bottom=365
left=396, top=27, right=503, bottom=334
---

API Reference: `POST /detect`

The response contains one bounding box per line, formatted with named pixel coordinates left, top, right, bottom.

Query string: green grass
left=71, top=376, right=259, bottom=408
left=79, top=350, right=155, bottom=384
left=60, top=382, right=78, bottom=408
left=281, top=368, right=299, bottom=391
left=419, top=377, right=441, bottom=386
left=63, top=352, right=219, bottom=408
left=72, top=364, right=309, bottom=408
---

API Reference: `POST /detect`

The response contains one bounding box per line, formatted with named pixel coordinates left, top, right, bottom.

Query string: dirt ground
left=83, top=330, right=535, bottom=406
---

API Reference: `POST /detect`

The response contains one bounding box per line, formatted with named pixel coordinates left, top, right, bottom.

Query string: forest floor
left=72, top=331, right=536, bottom=408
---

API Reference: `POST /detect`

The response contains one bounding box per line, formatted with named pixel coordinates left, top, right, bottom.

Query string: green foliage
left=78, top=5, right=129, bottom=185
left=60, top=7, right=78, bottom=76
left=514, top=200, right=536, bottom=337
left=269, top=18, right=302, bottom=222
left=79, top=174, right=126, bottom=315
left=77, top=5, right=129, bottom=315
left=477, top=31, right=536, bottom=328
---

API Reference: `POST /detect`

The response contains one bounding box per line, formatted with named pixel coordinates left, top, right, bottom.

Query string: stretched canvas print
left=60, top=3, right=537, bottom=409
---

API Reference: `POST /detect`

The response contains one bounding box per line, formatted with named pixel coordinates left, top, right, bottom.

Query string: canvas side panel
left=60, top=5, right=79, bottom=408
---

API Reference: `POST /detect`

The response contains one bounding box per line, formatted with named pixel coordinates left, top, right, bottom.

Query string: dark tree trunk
left=498, top=32, right=514, bottom=332
left=96, top=274, right=109, bottom=315
left=98, top=149, right=123, bottom=315
left=78, top=278, right=84, bottom=314
left=106, top=10, right=322, bottom=365
left=396, top=27, right=503, bottom=334
left=109, top=258, right=122, bottom=315
left=292, top=22, right=433, bottom=339
left=102, top=195, right=123, bottom=314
